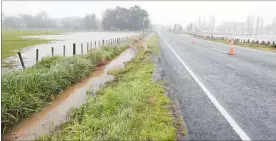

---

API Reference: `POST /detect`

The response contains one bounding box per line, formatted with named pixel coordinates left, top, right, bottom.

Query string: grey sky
left=2, top=1, right=276, bottom=27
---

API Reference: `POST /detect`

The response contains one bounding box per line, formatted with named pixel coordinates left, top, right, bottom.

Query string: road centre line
left=212, top=48, right=229, bottom=54
left=161, top=37, right=251, bottom=141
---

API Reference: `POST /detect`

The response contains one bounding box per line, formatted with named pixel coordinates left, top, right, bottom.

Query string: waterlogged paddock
left=3, top=31, right=140, bottom=70
left=4, top=47, right=137, bottom=141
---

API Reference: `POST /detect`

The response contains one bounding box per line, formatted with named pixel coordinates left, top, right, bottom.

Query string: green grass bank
left=210, top=38, right=276, bottom=53
left=38, top=34, right=177, bottom=140
left=1, top=40, right=131, bottom=135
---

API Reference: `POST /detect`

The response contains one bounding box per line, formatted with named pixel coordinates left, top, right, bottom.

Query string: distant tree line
left=102, top=5, right=149, bottom=30
left=2, top=12, right=56, bottom=28
left=2, top=5, right=150, bottom=31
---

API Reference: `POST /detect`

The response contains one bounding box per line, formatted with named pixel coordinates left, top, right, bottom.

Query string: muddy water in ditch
left=5, top=47, right=137, bottom=141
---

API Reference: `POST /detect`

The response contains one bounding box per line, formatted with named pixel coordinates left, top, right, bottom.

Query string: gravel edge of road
left=151, top=39, right=187, bottom=140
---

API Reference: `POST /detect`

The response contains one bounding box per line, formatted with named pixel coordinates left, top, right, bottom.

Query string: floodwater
left=2, top=31, right=140, bottom=71
left=4, top=47, right=137, bottom=141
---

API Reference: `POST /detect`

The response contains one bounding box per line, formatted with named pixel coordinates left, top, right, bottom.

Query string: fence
left=194, top=35, right=276, bottom=46
left=17, top=36, right=128, bottom=69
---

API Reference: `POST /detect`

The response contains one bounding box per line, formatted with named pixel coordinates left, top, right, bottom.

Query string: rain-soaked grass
left=210, top=38, right=276, bottom=53
left=38, top=34, right=177, bottom=140
left=1, top=41, right=132, bottom=135
left=2, top=29, right=62, bottom=60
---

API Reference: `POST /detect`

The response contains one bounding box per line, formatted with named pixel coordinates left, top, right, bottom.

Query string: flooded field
left=2, top=31, right=140, bottom=71
left=4, top=47, right=137, bottom=141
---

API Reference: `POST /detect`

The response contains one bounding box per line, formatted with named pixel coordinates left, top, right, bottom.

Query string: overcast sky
left=2, top=1, right=276, bottom=27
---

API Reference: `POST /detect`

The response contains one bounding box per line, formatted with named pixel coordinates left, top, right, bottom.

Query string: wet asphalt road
left=156, top=30, right=276, bottom=140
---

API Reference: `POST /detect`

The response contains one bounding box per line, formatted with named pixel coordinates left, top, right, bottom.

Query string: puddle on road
left=4, top=47, right=137, bottom=141
left=2, top=31, right=140, bottom=72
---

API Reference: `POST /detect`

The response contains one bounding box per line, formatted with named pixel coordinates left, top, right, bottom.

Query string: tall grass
left=1, top=43, right=130, bottom=135
left=39, top=35, right=177, bottom=140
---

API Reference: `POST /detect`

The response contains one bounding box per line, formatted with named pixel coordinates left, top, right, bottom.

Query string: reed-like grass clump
left=1, top=43, right=130, bottom=135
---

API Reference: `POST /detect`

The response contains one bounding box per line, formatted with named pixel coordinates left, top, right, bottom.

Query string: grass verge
left=2, top=29, right=62, bottom=60
left=1, top=40, right=132, bottom=135
left=38, top=34, right=177, bottom=140
left=210, top=38, right=276, bottom=53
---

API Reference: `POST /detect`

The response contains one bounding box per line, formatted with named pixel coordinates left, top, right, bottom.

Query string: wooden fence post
left=73, top=43, right=76, bottom=55
left=81, top=43, right=83, bottom=54
left=95, top=41, right=97, bottom=48
left=18, top=52, right=25, bottom=69
left=102, top=40, right=104, bottom=45
left=90, top=42, right=92, bottom=49
left=52, top=47, right=54, bottom=56
left=36, top=49, right=39, bottom=63
left=63, top=45, right=65, bottom=56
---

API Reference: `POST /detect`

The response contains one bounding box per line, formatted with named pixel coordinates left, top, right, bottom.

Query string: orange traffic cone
left=228, top=41, right=235, bottom=55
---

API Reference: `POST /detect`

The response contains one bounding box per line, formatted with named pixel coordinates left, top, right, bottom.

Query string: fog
left=2, top=1, right=276, bottom=34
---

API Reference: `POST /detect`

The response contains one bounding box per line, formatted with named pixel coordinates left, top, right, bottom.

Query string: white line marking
left=162, top=38, right=251, bottom=141
left=212, top=48, right=229, bottom=54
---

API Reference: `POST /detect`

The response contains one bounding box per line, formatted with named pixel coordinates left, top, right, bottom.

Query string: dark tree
left=82, top=14, right=98, bottom=30
left=102, top=5, right=149, bottom=31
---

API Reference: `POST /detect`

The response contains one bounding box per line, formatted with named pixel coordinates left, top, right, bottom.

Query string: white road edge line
left=162, top=39, right=251, bottom=141
left=212, top=48, right=229, bottom=54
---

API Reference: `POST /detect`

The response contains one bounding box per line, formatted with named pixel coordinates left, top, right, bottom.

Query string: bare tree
left=273, top=16, right=276, bottom=34
left=210, top=16, right=215, bottom=38
left=198, top=16, right=202, bottom=32
left=246, top=16, right=254, bottom=35
left=186, top=23, right=193, bottom=32
left=260, top=17, right=263, bottom=34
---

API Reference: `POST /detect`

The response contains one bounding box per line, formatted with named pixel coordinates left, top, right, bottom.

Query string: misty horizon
left=2, top=1, right=276, bottom=26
